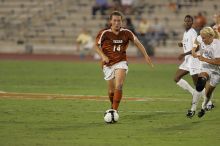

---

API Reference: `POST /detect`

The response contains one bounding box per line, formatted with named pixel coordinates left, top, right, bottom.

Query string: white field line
left=0, top=91, right=218, bottom=102
left=83, top=110, right=181, bottom=113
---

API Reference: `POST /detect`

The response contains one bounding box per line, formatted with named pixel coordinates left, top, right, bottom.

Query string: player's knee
left=174, top=77, right=180, bottom=83
left=196, top=77, right=207, bottom=92
left=115, top=84, right=123, bottom=90
left=108, top=91, right=114, bottom=95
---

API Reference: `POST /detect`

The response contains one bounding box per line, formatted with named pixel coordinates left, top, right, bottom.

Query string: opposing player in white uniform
left=188, top=27, right=220, bottom=118
left=174, top=15, right=200, bottom=98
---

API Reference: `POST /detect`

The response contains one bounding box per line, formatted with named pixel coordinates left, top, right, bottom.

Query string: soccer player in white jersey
left=174, top=15, right=200, bottom=99
left=188, top=27, right=220, bottom=118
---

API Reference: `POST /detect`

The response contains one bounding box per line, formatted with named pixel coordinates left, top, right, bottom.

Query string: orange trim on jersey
left=97, top=29, right=112, bottom=45
left=97, top=28, right=136, bottom=46
left=120, top=28, right=136, bottom=41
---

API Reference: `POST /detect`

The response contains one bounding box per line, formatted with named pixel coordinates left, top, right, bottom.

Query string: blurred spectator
left=92, top=0, right=109, bottom=19
left=151, top=17, right=168, bottom=46
left=212, top=13, right=220, bottom=33
left=121, top=0, right=134, bottom=15
left=137, top=18, right=151, bottom=35
left=75, top=28, right=94, bottom=59
left=211, top=13, right=220, bottom=39
left=124, top=17, right=136, bottom=34
left=109, top=0, right=122, bottom=11
left=136, top=18, right=154, bottom=56
left=168, top=0, right=181, bottom=14
left=193, top=12, right=207, bottom=34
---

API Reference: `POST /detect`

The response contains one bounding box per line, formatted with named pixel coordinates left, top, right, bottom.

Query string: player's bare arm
left=192, top=40, right=200, bottom=58
left=178, top=46, right=200, bottom=60
left=133, top=37, right=154, bottom=67
left=94, top=44, right=109, bottom=63
left=198, top=56, right=220, bottom=65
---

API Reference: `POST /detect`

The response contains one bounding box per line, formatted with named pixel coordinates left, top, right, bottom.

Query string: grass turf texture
left=0, top=60, right=220, bottom=146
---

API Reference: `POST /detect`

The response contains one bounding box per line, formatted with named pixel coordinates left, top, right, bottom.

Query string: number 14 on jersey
left=113, top=45, right=121, bottom=52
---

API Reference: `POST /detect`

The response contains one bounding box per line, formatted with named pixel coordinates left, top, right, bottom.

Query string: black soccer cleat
left=198, top=109, right=206, bottom=118
left=186, top=110, right=195, bottom=118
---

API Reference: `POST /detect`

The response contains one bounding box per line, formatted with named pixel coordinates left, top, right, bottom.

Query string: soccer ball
left=104, top=109, right=119, bottom=123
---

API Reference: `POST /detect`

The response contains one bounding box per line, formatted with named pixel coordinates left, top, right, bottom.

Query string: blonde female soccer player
left=187, top=27, right=220, bottom=118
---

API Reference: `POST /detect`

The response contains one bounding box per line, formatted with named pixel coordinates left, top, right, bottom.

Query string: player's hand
left=192, top=52, right=198, bottom=58
left=178, top=54, right=185, bottom=60
left=150, top=63, right=154, bottom=68
left=145, top=57, right=154, bottom=68
left=178, top=42, right=183, bottom=47
left=102, top=55, right=109, bottom=63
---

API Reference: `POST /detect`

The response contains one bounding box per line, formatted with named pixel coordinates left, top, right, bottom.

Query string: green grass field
left=0, top=60, right=220, bottom=146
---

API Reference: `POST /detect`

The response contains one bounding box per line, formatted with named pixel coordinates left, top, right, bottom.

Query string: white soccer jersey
left=179, top=28, right=200, bottom=74
left=197, top=37, right=220, bottom=72
left=182, top=28, right=197, bottom=53
left=197, top=37, right=220, bottom=86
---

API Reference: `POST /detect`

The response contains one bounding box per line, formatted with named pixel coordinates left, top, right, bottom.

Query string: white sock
left=177, top=79, right=194, bottom=95
left=207, top=93, right=213, bottom=106
left=202, top=92, right=213, bottom=107
left=207, top=100, right=213, bottom=106
left=191, top=90, right=202, bottom=111
left=201, top=89, right=206, bottom=99
left=202, top=97, right=211, bottom=109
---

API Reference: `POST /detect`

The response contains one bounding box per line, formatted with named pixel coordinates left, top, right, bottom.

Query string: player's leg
left=198, top=84, right=215, bottom=118
left=191, top=74, right=198, bottom=86
left=198, top=73, right=220, bottom=117
left=187, top=72, right=208, bottom=117
left=201, top=84, right=215, bottom=109
left=187, top=89, right=203, bottom=118
left=192, top=73, right=208, bottom=107
left=201, top=81, right=214, bottom=110
left=112, top=69, right=126, bottom=110
left=103, top=64, right=116, bottom=108
left=174, top=69, right=194, bottom=95
left=107, top=79, right=115, bottom=108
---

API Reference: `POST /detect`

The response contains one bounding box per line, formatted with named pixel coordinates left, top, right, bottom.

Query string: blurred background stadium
left=1, top=1, right=220, bottom=146
left=0, top=0, right=219, bottom=58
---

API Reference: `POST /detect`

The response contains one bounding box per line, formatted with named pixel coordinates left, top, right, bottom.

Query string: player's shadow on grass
left=153, top=120, right=203, bottom=132
left=123, top=111, right=175, bottom=121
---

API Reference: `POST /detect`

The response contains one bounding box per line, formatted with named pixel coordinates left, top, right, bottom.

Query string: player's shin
left=112, top=89, right=122, bottom=110
left=177, top=79, right=194, bottom=95
left=191, top=90, right=202, bottom=111
left=202, top=94, right=213, bottom=110
left=207, top=92, right=214, bottom=106
left=108, top=92, right=114, bottom=108
left=202, top=97, right=209, bottom=109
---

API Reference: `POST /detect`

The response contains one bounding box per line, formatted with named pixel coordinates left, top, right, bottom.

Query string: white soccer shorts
left=103, top=61, right=128, bottom=80
left=179, top=56, right=201, bottom=75
left=200, top=63, right=220, bottom=87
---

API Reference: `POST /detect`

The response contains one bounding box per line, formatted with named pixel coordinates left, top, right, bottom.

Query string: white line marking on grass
left=0, top=92, right=218, bottom=102
left=83, top=110, right=181, bottom=113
